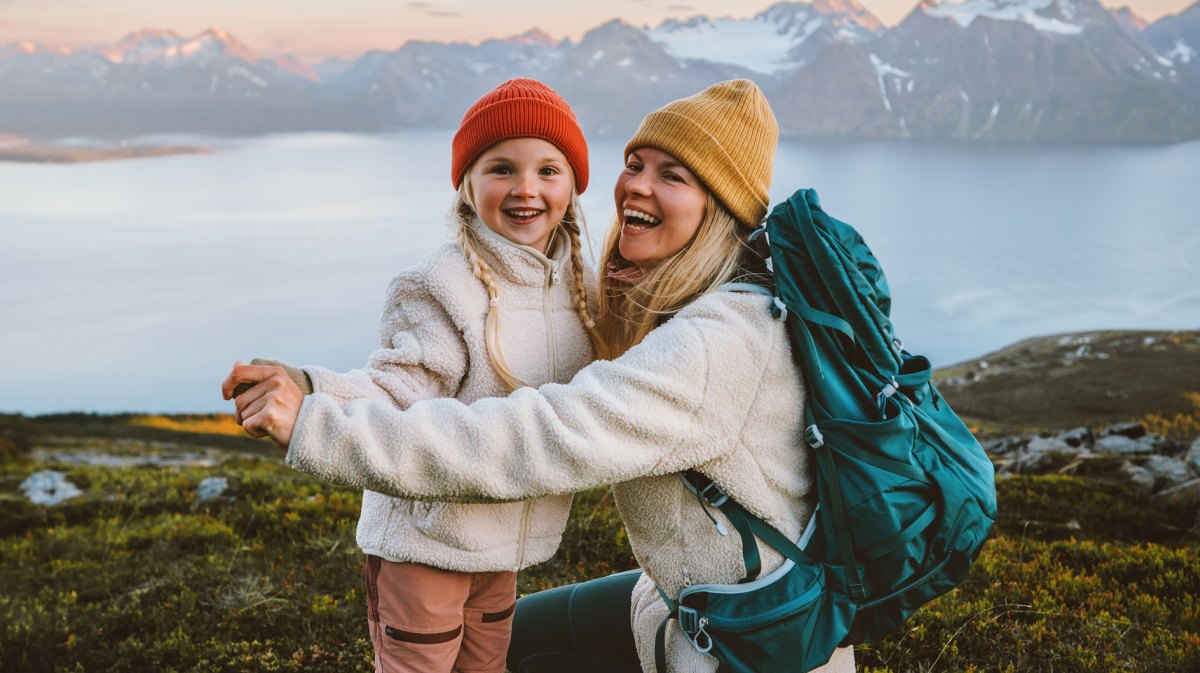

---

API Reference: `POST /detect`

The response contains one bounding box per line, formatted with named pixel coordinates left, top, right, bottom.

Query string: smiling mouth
left=623, top=208, right=661, bottom=229
left=504, top=208, right=544, bottom=223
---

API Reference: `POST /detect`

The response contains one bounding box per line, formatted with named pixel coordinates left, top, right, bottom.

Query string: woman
left=224, top=79, right=855, bottom=673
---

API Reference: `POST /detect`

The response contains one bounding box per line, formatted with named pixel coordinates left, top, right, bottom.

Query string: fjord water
left=1, top=131, right=1197, bottom=413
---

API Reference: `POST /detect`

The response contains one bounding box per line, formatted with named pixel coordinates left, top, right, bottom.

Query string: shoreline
left=0, top=144, right=212, bottom=164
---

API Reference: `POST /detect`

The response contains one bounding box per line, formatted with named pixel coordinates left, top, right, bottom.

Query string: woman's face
left=468, top=137, right=574, bottom=254
left=613, top=147, right=708, bottom=267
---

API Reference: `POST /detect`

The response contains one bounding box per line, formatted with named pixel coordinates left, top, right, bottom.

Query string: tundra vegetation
left=2, top=330, right=1198, bottom=672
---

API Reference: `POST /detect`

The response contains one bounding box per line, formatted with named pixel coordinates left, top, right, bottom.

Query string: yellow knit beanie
left=624, top=79, right=778, bottom=227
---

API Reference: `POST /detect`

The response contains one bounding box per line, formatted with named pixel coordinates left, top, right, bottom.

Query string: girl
left=227, top=79, right=855, bottom=672
left=233, top=78, right=600, bottom=673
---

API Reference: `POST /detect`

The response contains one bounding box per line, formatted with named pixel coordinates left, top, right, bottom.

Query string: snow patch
left=924, top=0, right=1085, bottom=35
left=646, top=13, right=828, bottom=76
left=869, top=54, right=911, bottom=112
left=1165, top=40, right=1195, bottom=64
left=20, top=470, right=83, bottom=506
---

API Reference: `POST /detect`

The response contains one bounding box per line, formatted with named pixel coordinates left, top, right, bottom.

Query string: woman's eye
left=624, top=162, right=642, bottom=173
left=663, top=172, right=683, bottom=183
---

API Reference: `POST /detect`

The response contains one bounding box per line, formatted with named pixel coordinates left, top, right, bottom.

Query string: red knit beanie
left=451, top=78, right=589, bottom=194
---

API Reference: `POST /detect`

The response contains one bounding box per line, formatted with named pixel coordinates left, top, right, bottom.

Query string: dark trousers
left=507, top=570, right=644, bottom=673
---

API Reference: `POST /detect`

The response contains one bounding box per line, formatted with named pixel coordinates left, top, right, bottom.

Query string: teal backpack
left=655, top=189, right=998, bottom=672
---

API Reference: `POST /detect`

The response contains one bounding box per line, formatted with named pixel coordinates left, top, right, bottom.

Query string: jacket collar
left=471, top=218, right=568, bottom=288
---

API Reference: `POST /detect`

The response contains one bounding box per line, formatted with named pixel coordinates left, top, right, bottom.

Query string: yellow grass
left=128, top=414, right=248, bottom=438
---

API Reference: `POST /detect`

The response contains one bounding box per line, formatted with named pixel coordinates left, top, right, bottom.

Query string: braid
left=560, top=197, right=604, bottom=359
left=452, top=189, right=526, bottom=391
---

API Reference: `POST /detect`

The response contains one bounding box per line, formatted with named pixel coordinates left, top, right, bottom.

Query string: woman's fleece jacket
left=297, top=220, right=596, bottom=573
left=286, top=289, right=855, bottom=673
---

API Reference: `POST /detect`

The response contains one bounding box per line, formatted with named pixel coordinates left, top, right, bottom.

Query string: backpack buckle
left=772, top=297, right=788, bottom=322
left=677, top=607, right=713, bottom=653
left=697, top=480, right=729, bottom=507
left=805, top=424, right=825, bottom=449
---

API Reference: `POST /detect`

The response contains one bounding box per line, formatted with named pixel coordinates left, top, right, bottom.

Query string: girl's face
left=613, top=147, right=708, bottom=267
left=468, top=137, right=574, bottom=254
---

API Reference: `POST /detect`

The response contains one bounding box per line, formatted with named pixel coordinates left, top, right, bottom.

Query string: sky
left=1, top=0, right=1196, bottom=61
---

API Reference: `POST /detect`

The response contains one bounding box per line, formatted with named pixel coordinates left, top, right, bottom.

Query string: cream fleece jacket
left=297, top=220, right=596, bottom=573
left=286, top=289, right=854, bottom=672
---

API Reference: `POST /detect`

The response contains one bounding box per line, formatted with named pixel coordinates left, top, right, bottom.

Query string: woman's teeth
left=623, top=208, right=661, bottom=229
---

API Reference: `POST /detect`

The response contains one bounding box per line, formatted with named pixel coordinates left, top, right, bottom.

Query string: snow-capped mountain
left=2, top=3, right=1200, bottom=144
left=1109, top=6, right=1149, bottom=34
left=815, top=0, right=1200, bottom=143
left=1143, top=1, right=1200, bottom=67
left=645, top=0, right=883, bottom=75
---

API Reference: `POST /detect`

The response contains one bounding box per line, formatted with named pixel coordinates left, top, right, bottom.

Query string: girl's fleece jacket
left=285, top=288, right=855, bottom=673
left=298, top=219, right=596, bottom=573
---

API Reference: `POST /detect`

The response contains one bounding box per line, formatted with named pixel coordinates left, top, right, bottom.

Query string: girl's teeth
left=507, top=209, right=540, bottom=217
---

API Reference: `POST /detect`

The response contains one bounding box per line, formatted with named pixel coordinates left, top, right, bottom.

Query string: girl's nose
left=511, top=173, right=537, bottom=198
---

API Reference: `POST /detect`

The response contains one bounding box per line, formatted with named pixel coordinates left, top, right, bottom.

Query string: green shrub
left=2, top=452, right=1197, bottom=672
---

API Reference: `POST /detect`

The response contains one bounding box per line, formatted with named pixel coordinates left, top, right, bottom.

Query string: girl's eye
left=490, top=165, right=513, bottom=175
left=539, top=166, right=560, bottom=176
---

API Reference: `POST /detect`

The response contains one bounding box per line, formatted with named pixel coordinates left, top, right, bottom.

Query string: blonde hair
left=452, top=175, right=602, bottom=391
left=595, top=192, right=770, bottom=360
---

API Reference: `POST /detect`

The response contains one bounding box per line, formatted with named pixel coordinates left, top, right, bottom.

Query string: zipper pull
left=551, top=262, right=561, bottom=285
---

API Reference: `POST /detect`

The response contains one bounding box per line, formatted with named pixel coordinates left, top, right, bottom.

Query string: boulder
left=1103, top=422, right=1148, bottom=439
left=1059, top=426, right=1094, bottom=449
left=1140, top=455, right=1196, bottom=491
left=1119, top=462, right=1156, bottom=497
left=1152, top=478, right=1200, bottom=509
left=1095, top=434, right=1155, bottom=455
left=1185, top=436, right=1200, bottom=476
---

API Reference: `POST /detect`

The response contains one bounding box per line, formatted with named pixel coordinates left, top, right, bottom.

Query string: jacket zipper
left=515, top=500, right=533, bottom=568
left=545, top=259, right=560, bottom=382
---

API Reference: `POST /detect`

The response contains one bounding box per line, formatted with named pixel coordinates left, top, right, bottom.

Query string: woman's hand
left=221, top=361, right=304, bottom=448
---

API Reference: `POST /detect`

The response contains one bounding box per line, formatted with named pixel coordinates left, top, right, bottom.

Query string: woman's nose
left=624, top=171, right=652, bottom=196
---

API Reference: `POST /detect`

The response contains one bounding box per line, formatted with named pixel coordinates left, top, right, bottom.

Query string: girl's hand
left=221, top=361, right=304, bottom=448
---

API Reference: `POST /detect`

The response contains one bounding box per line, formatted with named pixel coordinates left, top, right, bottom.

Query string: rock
left=1103, top=422, right=1147, bottom=439
left=1119, top=462, right=1157, bottom=497
left=1140, top=455, right=1196, bottom=491
left=982, top=436, right=1027, bottom=456
left=1152, top=478, right=1200, bottom=509
left=1095, top=434, right=1155, bottom=455
left=197, top=476, right=228, bottom=502
left=1059, top=427, right=1094, bottom=449
left=19, top=470, right=83, bottom=506
left=1184, top=436, right=1200, bottom=475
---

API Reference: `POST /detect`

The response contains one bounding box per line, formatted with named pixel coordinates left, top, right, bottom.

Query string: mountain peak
left=511, top=27, right=559, bottom=46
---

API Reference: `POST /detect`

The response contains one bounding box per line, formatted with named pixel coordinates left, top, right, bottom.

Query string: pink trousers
left=365, top=556, right=517, bottom=673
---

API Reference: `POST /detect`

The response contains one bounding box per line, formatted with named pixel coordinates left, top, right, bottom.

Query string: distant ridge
left=2, top=0, right=1199, bottom=143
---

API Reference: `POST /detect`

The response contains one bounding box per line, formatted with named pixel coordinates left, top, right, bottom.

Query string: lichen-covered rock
left=19, top=470, right=83, bottom=506
left=1152, top=478, right=1200, bottom=509
left=1103, top=422, right=1148, bottom=440
left=1139, top=455, right=1195, bottom=491
left=1184, top=436, right=1200, bottom=476
left=1059, top=427, right=1094, bottom=449
left=1118, top=462, right=1156, bottom=497
left=1095, top=434, right=1155, bottom=455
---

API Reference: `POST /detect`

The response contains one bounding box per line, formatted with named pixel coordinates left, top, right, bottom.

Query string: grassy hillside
left=2, top=328, right=1198, bottom=672
left=934, top=330, right=1200, bottom=436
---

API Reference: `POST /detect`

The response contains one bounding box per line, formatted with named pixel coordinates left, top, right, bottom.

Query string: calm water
left=2, top=132, right=1197, bottom=413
